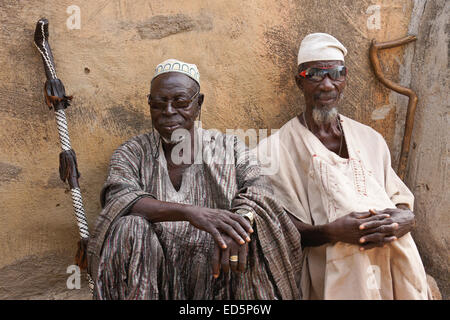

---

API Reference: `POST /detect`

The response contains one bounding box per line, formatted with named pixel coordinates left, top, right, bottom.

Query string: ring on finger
left=229, top=255, right=238, bottom=262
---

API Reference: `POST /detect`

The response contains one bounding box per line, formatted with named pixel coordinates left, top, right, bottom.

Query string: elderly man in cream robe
left=257, top=33, right=429, bottom=300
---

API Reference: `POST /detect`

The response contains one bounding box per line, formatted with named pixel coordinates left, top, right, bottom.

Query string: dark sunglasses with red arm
left=299, top=65, right=347, bottom=82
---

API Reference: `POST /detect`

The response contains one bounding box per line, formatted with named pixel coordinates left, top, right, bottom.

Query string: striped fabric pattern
left=87, top=128, right=302, bottom=300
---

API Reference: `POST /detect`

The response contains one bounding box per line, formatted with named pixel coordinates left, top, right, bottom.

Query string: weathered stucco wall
left=1, top=0, right=444, bottom=298
left=402, top=0, right=449, bottom=299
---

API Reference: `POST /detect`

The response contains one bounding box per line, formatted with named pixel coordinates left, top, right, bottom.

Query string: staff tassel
left=33, top=18, right=93, bottom=291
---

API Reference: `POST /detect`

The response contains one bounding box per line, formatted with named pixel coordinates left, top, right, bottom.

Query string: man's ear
left=195, top=93, right=204, bottom=120
left=295, top=74, right=304, bottom=91
left=197, top=93, right=205, bottom=108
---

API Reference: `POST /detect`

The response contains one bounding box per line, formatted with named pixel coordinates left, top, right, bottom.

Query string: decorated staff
left=33, top=18, right=93, bottom=290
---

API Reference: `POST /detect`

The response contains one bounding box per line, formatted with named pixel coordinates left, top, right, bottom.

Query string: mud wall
left=1, top=0, right=444, bottom=298
left=403, top=0, right=449, bottom=299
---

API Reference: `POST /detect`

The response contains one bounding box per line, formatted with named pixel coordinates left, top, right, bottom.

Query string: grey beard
left=312, top=106, right=338, bottom=125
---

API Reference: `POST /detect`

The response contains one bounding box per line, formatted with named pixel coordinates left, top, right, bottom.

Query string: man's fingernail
left=249, top=228, right=254, bottom=233
left=393, top=237, right=397, bottom=240
left=246, top=237, right=251, bottom=242
left=360, top=247, right=364, bottom=251
left=240, top=240, right=245, bottom=244
left=359, top=224, right=365, bottom=230
left=213, top=274, right=218, bottom=279
left=360, top=238, right=365, bottom=243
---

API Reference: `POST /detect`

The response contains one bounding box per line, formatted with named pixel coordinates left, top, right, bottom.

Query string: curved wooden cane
left=369, top=36, right=418, bottom=181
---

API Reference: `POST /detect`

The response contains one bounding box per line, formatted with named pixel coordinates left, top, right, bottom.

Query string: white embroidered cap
left=297, top=33, right=347, bottom=65
left=152, top=59, right=200, bottom=85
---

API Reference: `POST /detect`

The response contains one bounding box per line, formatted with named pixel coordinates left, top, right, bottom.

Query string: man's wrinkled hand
left=326, top=210, right=392, bottom=246
left=211, top=234, right=248, bottom=279
left=358, top=207, right=415, bottom=251
left=186, top=207, right=253, bottom=249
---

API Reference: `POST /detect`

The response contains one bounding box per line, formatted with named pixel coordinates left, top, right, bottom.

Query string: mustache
left=314, top=93, right=338, bottom=99
left=159, top=121, right=180, bottom=126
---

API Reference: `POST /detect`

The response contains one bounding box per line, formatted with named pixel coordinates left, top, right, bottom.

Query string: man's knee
left=110, top=214, right=152, bottom=241
left=118, top=214, right=149, bottom=226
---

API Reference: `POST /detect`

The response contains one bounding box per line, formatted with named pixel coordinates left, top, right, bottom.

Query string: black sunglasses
left=299, top=66, right=347, bottom=82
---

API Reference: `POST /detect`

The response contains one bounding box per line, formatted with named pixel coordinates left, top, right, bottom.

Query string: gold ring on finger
left=229, top=255, right=238, bottom=262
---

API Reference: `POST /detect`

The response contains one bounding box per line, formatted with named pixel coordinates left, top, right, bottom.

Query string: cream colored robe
left=257, top=115, right=429, bottom=300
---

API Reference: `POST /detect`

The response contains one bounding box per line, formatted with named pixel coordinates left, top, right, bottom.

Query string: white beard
left=312, top=106, right=338, bottom=126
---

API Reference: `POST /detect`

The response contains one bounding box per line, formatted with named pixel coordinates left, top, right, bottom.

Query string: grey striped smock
left=87, top=128, right=302, bottom=300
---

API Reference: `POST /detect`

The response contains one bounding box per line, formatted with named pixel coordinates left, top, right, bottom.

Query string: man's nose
left=318, top=75, right=335, bottom=90
left=162, top=101, right=177, bottom=115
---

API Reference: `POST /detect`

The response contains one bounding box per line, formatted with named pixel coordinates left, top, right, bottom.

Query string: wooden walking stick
left=33, top=18, right=94, bottom=291
left=369, top=35, right=418, bottom=180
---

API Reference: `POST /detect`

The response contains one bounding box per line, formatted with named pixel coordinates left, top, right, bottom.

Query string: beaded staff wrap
left=34, top=18, right=94, bottom=292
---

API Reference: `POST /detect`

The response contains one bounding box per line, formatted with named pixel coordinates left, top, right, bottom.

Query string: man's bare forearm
left=129, top=197, right=193, bottom=223
left=287, top=213, right=332, bottom=247
left=129, top=196, right=253, bottom=249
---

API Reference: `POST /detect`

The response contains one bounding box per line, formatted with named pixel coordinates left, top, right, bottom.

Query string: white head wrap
left=297, top=33, right=347, bottom=66
left=152, top=59, right=200, bottom=85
